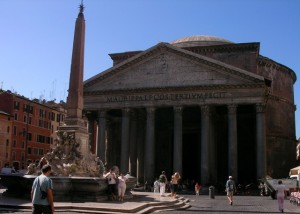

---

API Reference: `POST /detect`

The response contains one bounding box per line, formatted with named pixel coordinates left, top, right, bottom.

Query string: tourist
left=276, top=180, right=286, bottom=213
left=31, top=164, right=54, bottom=214
left=117, top=172, right=128, bottom=202
left=153, top=178, right=160, bottom=193
left=158, top=171, right=168, bottom=196
left=225, top=176, right=236, bottom=205
left=170, top=172, right=181, bottom=198
left=105, top=168, right=118, bottom=200
left=195, top=182, right=201, bottom=195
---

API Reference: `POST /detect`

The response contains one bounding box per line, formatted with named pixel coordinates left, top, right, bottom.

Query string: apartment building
left=0, top=91, right=66, bottom=170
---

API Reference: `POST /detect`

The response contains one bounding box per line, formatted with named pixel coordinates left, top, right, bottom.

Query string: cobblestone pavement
left=1, top=193, right=300, bottom=214
left=157, top=194, right=300, bottom=214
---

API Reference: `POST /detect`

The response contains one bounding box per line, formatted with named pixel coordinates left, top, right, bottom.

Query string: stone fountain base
left=0, top=173, right=136, bottom=202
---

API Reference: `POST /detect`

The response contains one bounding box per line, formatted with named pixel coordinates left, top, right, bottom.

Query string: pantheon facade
left=83, top=36, right=297, bottom=185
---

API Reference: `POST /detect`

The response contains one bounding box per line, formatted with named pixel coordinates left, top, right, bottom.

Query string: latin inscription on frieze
left=106, top=92, right=227, bottom=103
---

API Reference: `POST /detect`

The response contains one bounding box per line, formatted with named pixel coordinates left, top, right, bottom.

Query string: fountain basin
left=0, top=173, right=137, bottom=202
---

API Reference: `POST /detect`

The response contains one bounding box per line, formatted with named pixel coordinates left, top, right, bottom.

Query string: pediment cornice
left=184, top=42, right=260, bottom=54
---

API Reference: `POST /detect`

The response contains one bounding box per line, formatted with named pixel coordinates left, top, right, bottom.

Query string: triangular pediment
left=84, top=43, right=265, bottom=93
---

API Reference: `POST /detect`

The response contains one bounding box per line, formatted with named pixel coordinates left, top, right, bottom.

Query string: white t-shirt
left=118, top=176, right=128, bottom=186
left=276, top=184, right=285, bottom=197
left=106, top=173, right=117, bottom=184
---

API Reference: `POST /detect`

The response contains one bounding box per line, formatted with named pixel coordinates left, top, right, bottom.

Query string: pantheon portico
left=83, top=36, right=297, bottom=185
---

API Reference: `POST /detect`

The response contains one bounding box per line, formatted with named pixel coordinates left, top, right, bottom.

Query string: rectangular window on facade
left=39, top=109, right=44, bottom=118
left=22, top=128, right=26, bottom=137
left=23, top=115, right=27, bottom=123
left=12, top=152, right=16, bottom=160
left=7, top=126, right=10, bottom=133
left=13, top=126, right=17, bottom=135
left=23, top=104, right=27, bottom=112
left=27, top=147, right=31, bottom=154
left=13, top=140, right=16, bottom=147
left=22, top=141, right=25, bottom=148
left=14, top=113, right=18, bottom=121
left=6, top=139, right=9, bottom=146
left=37, top=135, right=46, bottom=143
left=39, top=149, right=44, bottom=155
left=14, top=101, right=19, bottom=109
left=6, top=152, right=8, bottom=158
left=27, top=132, right=32, bottom=141
left=29, top=116, right=32, bottom=125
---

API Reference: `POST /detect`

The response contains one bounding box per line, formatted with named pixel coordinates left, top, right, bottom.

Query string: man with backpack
left=225, top=175, right=236, bottom=205
left=159, top=171, right=168, bottom=196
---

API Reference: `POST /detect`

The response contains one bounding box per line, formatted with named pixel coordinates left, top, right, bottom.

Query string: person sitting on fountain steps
left=31, top=164, right=54, bottom=214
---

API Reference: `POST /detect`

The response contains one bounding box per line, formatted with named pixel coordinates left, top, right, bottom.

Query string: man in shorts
left=225, top=175, right=236, bottom=205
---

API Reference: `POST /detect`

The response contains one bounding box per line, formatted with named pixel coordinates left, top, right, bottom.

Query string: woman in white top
left=117, top=172, right=128, bottom=202
left=276, top=180, right=286, bottom=213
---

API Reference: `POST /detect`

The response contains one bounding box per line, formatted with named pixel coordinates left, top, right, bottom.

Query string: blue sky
left=1, top=0, right=300, bottom=137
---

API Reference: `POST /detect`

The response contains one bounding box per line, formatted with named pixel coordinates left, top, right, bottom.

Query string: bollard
left=209, top=186, right=215, bottom=199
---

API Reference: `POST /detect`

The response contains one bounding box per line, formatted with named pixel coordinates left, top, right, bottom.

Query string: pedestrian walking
left=276, top=180, right=286, bottom=213
left=225, top=176, right=236, bottom=205
left=31, top=164, right=54, bottom=214
left=158, top=171, right=168, bottom=196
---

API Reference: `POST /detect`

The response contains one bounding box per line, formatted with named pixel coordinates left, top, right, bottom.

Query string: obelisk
left=59, top=2, right=89, bottom=156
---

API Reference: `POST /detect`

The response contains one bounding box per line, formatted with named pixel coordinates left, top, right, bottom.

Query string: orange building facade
left=0, top=91, right=66, bottom=170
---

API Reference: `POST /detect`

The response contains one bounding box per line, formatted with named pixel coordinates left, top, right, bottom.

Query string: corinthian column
left=228, top=104, right=237, bottom=180
left=256, top=103, right=266, bottom=179
left=144, top=107, right=155, bottom=183
left=121, top=108, right=130, bottom=173
left=200, top=105, right=210, bottom=185
left=97, top=110, right=106, bottom=163
left=173, top=106, right=183, bottom=174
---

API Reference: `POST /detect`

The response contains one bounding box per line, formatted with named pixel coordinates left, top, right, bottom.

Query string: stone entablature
left=84, top=86, right=266, bottom=110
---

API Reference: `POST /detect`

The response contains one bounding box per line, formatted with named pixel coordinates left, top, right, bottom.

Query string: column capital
left=255, top=103, right=266, bottom=113
left=122, top=108, right=131, bottom=115
left=97, top=109, right=107, bottom=118
left=200, top=105, right=210, bottom=116
left=146, top=107, right=156, bottom=114
left=174, top=106, right=183, bottom=113
left=227, top=104, right=237, bottom=114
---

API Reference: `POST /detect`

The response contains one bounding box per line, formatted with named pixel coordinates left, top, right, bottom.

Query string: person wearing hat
left=225, top=176, right=236, bottom=205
